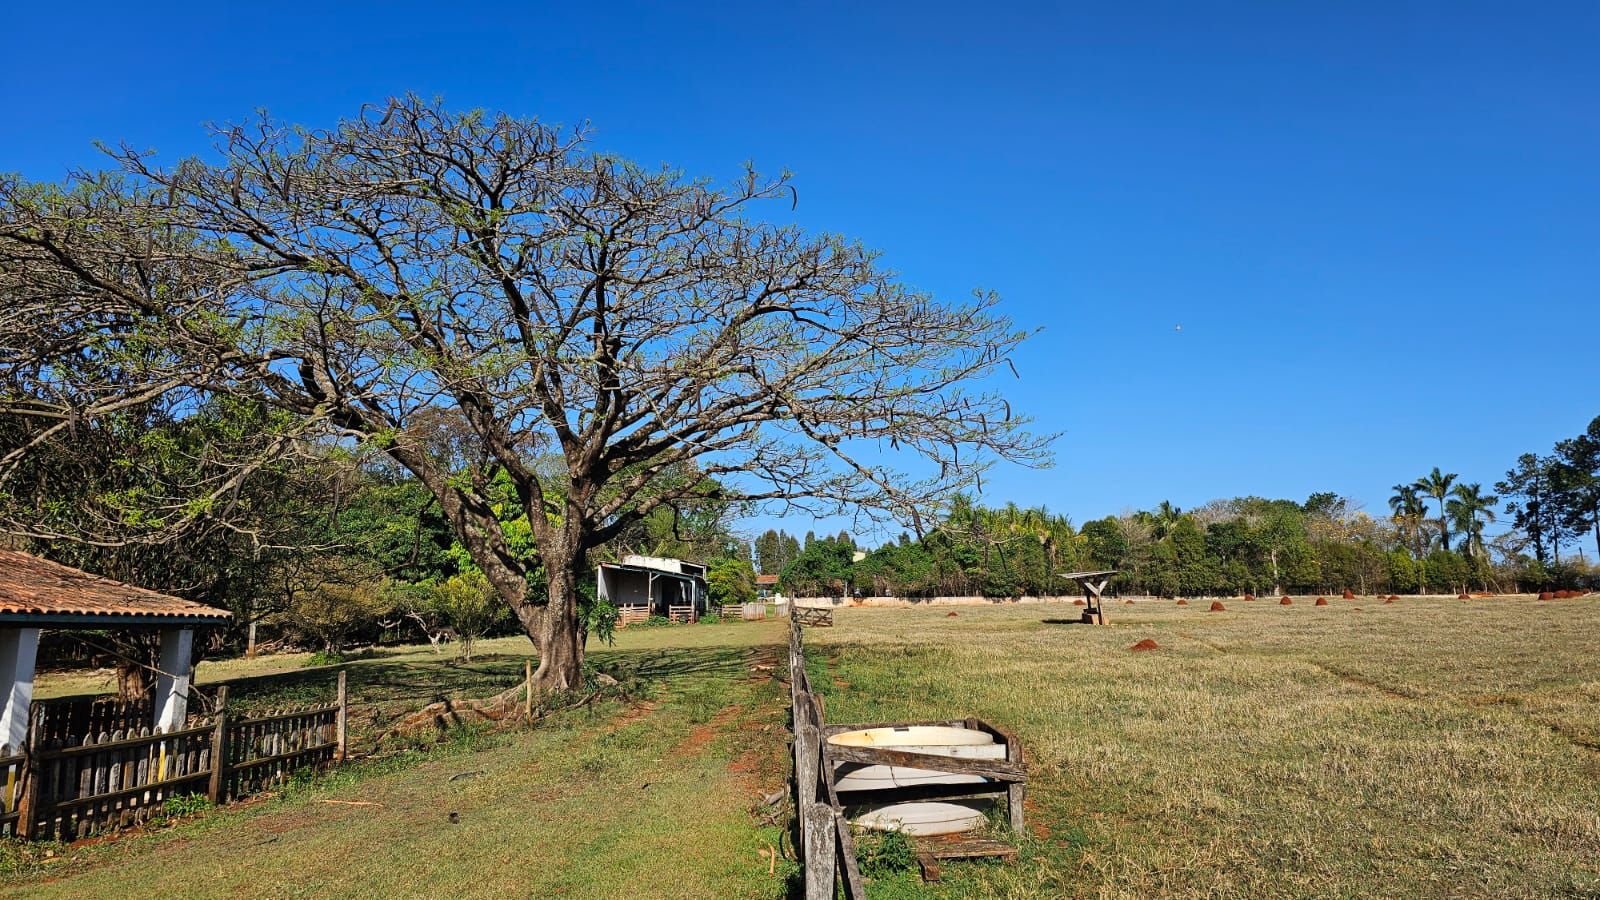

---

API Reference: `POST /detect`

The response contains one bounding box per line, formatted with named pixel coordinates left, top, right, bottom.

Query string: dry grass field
left=8, top=598, right=1598, bottom=898
left=807, top=595, right=1600, bottom=898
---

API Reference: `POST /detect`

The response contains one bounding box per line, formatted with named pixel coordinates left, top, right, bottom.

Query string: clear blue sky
left=4, top=2, right=1596, bottom=542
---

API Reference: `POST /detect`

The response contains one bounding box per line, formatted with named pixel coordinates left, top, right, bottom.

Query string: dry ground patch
left=807, top=596, right=1600, bottom=898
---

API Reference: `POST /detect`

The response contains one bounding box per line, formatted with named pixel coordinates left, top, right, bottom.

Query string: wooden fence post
left=335, top=670, right=348, bottom=763
left=1005, top=728, right=1026, bottom=834
left=795, top=720, right=819, bottom=854
left=803, top=802, right=837, bottom=900
left=208, top=686, right=229, bottom=805
left=15, top=706, right=40, bottom=840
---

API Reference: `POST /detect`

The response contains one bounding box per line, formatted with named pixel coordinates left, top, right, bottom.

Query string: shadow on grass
left=215, top=644, right=763, bottom=717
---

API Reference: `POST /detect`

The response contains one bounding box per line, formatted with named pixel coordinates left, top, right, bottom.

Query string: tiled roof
left=755, top=574, right=780, bottom=585
left=0, top=550, right=231, bottom=622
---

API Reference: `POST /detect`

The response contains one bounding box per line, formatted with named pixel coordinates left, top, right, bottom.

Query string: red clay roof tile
left=0, top=550, right=230, bottom=621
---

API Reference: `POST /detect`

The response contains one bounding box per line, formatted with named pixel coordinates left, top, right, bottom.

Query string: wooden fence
left=8, top=672, right=347, bottom=841
left=0, top=745, right=22, bottom=835
left=789, top=614, right=866, bottom=899
left=788, top=611, right=1026, bottom=892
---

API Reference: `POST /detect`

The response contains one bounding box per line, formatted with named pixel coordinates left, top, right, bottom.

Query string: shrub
left=304, top=649, right=346, bottom=667
left=164, top=793, right=213, bottom=816
left=854, top=828, right=916, bottom=879
left=428, top=571, right=509, bottom=661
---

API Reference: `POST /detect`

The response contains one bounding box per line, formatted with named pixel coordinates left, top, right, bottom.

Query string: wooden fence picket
left=14, top=670, right=349, bottom=841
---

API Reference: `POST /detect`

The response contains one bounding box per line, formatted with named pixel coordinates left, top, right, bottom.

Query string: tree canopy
left=0, top=97, right=1047, bottom=690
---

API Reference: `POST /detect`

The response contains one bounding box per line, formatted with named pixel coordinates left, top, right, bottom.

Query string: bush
left=304, top=649, right=346, bottom=667
left=854, top=828, right=916, bottom=879
left=707, top=557, right=757, bottom=606
left=162, top=793, right=213, bottom=818
left=428, top=571, right=509, bottom=661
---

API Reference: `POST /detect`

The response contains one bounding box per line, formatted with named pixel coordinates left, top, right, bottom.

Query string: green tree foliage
left=1554, top=416, right=1600, bottom=559
left=780, top=537, right=857, bottom=596
left=752, top=529, right=801, bottom=575
left=427, top=571, right=509, bottom=661
left=271, top=556, right=394, bottom=655
left=706, top=558, right=757, bottom=607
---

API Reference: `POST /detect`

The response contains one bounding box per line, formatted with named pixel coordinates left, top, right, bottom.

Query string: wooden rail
left=13, top=671, right=349, bottom=841
left=794, top=606, right=834, bottom=627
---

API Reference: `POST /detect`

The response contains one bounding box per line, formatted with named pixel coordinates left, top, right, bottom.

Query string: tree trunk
left=1269, top=547, right=1282, bottom=596
left=1591, top=502, right=1599, bottom=559
left=529, top=553, right=586, bottom=694
left=116, top=662, right=151, bottom=703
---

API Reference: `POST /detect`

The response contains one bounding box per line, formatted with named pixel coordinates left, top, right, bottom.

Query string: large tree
left=0, top=97, right=1047, bottom=691
left=1497, top=453, right=1563, bottom=565
left=1554, top=416, right=1600, bottom=559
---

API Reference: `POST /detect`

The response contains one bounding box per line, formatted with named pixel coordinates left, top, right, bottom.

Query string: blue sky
left=4, top=2, right=1595, bottom=542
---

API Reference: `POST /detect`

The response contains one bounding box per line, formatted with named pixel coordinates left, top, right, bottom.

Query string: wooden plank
left=821, top=719, right=968, bottom=737
left=824, top=745, right=1025, bottom=782
left=914, top=836, right=1019, bottom=861
left=229, top=740, right=337, bottom=772
left=795, top=721, right=820, bottom=848
left=16, top=707, right=41, bottom=839
left=1001, top=722, right=1026, bottom=834
left=336, top=671, right=349, bottom=762
left=209, top=688, right=229, bottom=804
left=235, top=704, right=340, bottom=727
left=36, top=722, right=215, bottom=759
left=817, top=747, right=867, bottom=900
left=802, top=802, right=836, bottom=900
left=835, top=782, right=1007, bottom=807
left=45, top=770, right=211, bottom=812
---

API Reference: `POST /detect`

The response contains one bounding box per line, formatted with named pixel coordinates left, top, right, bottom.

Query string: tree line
left=770, top=417, right=1600, bottom=599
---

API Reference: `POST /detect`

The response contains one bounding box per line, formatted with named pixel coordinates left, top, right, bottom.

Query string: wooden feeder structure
left=1058, top=569, right=1118, bottom=625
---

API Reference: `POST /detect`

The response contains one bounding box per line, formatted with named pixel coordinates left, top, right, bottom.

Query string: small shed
left=755, top=574, right=781, bottom=600
left=596, top=555, right=709, bottom=625
left=0, top=550, right=232, bottom=752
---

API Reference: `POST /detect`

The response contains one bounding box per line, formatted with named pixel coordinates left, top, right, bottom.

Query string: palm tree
left=1447, top=482, right=1498, bottom=559
left=1415, top=467, right=1458, bottom=553
left=1151, top=501, right=1183, bottom=541
left=1388, top=483, right=1427, bottom=558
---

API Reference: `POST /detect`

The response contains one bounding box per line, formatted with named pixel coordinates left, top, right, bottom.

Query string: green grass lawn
left=5, top=619, right=793, bottom=899
left=807, top=596, right=1600, bottom=899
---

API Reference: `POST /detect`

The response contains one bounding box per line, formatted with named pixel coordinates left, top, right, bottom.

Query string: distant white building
left=596, top=555, right=709, bottom=625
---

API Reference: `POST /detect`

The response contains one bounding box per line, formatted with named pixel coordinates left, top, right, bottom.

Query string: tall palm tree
left=1446, top=483, right=1498, bottom=559
left=1415, top=467, right=1459, bottom=553
left=1388, top=483, right=1427, bottom=558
